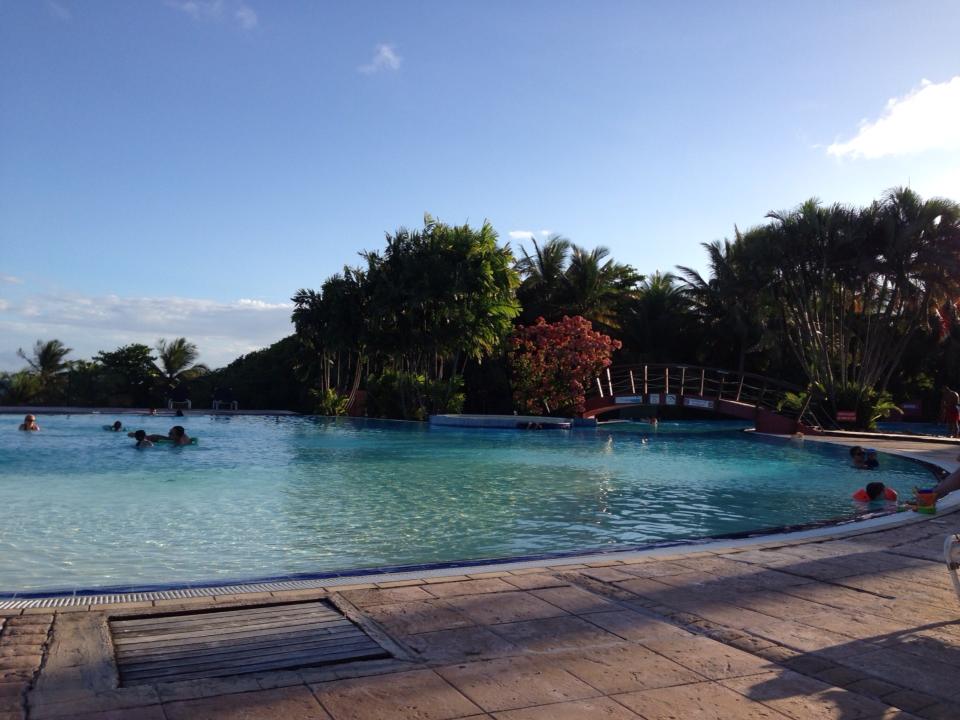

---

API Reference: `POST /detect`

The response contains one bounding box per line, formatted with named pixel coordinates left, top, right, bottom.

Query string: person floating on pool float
left=853, top=481, right=897, bottom=502
left=156, top=425, right=192, bottom=446
left=18, top=414, right=39, bottom=431
left=133, top=429, right=154, bottom=448
left=849, top=446, right=879, bottom=469
left=131, top=425, right=192, bottom=445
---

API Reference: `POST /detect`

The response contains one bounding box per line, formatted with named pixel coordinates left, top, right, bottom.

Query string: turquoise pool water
left=0, top=414, right=936, bottom=593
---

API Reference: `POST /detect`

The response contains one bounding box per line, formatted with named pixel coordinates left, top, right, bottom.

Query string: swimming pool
left=0, top=414, right=937, bottom=594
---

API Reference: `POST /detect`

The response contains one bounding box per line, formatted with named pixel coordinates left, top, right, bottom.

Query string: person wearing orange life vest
left=852, top=482, right=897, bottom=502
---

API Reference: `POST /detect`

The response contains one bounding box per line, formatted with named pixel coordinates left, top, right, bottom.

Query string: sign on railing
left=836, top=410, right=857, bottom=422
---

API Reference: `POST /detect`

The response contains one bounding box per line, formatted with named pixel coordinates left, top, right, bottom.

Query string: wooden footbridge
left=584, top=364, right=823, bottom=432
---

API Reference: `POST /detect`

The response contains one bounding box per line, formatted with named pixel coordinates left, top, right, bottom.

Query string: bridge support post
left=643, top=365, right=648, bottom=395
left=629, top=370, right=636, bottom=394
left=700, top=368, right=705, bottom=396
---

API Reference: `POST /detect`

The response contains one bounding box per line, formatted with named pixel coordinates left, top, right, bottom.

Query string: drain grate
left=110, top=600, right=388, bottom=685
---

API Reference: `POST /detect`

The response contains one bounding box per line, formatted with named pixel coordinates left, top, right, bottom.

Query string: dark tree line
left=6, top=190, right=960, bottom=426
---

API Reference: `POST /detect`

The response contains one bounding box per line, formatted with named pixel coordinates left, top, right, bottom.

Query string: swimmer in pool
left=146, top=425, right=192, bottom=446
left=110, top=421, right=123, bottom=432
left=852, top=481, right=897, bottom=502
left=133, top=429, right=154, bottom=448
left=18, top=414, right=39, bottom=431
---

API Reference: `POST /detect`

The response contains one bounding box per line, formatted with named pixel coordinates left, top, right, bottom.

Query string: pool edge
left=5, top=487, right=957, bottom=609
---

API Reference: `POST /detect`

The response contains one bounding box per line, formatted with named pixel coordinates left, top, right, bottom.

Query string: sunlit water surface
left=0, top=414, right=936, bottom=593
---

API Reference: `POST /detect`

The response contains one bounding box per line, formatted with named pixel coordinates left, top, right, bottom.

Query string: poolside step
left=110, top=600, right=388, bottom=685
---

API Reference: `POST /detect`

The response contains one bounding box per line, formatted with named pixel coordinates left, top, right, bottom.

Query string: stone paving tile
left=790, top=609, right=909, bottom=642
left=611, top=576, right=676, bottom=600
left=312, top=669, right=481, bottom=720
left=910, top=701, right=960, bottom=719
left=164, top=686, right=330, bottom=720
left=442, top=592, right=567, bottom=626
left=665, top=598, right=791, bottom=632
left=434, top=656, right=599, bottom=713
left=423, top=575, right=473, bottom=584
left=553, top=642, right=704, bottom=694
left=641, top=570, right=719, bottom=591
left=155, top=676, right=264, bottom=703
left=641, top=634, right=776, bottom=680
left=363, top=600, right=474, bottom=636
left=501, top=574, right=567, bottom=591
left=577, top=567, right=636, bottom=583
left=614, top=680, right=792, bottom=720
left=68, top=706, right=167, bottom=720
left=583, top=609, right=697, bottom=644
left=528, top=585, right=619, bottom=615
left=741, top=617, right=867, bottom=659
left=487, top=615, right=623, bottom=654
left=721, top=670, right=897, bottom=720
left=837, top=647, right=960, bottom=701
left=423, top=579, right=517, bottom=599
left=616, top=561, right=696, bottom=579
left=490, top=696, right=641, bottom=719
left=892, top=629, right=960, bottom=667
left=340, top=586, right=433, bottom=607
left=377, top=579, right=426, bottom=588
left=405, top=626, right=521, bottom=663
left=887, top=673, right=944, bottom=712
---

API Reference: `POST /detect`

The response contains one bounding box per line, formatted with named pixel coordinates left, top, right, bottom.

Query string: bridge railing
left=590, top=364, right=825, bottom=427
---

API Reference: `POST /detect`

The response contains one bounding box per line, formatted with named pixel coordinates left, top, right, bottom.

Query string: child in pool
left=852, top=481, right=897, bottom=502
left=133, top=429, right=153, bottom=448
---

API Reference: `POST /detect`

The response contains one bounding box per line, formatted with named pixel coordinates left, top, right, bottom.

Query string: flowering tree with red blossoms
left=509, top=315, right=621, bottom=415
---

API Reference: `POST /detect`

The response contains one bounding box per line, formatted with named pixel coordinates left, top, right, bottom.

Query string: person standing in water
left=18, top=415, right=39, bottom=431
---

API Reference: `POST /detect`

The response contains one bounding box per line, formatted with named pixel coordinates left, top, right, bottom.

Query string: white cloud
left=234, top=5, right=258, bottom=30
left=0, top=300, right=9, bottom=312
left=0, top=274, right=23, bottom=285
left=508, top=229, right=553, bottom=240
left=167, top=0, right=258, bottom=31
left=46, top=1, right=71, bottom=21
left=0, top=292, right=293, bottom=371
left=828, top=77, right=960, bottom=159
left=359, top=44, right=402, bottom=74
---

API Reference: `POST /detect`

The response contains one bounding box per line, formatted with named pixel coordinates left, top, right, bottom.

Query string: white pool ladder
left=946, top=534, right=960, bottom=603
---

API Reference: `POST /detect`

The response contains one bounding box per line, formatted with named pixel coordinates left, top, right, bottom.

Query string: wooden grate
left=110, top=600, right=387, bottom=685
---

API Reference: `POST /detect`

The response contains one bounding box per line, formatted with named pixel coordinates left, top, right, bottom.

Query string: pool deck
left=3, top=434, right=960, bottom=719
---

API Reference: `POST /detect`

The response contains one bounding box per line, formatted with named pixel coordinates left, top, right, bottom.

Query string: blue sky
left=2, top=0, right=960, bottom=370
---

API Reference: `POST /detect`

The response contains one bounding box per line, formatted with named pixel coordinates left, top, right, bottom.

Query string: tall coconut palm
left=515, top=235, right=571, bottom=321
left=17, top=339, right=72, bottom=401
left=560, top=244, right=642, bottom=333
left=678, top=236, right=770, bottom=372
left=154, top=338, right=209, bottom=388
left=620, top=271, right=693, bottom=362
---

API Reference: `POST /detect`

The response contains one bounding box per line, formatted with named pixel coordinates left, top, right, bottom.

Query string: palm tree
left=154, top=338, right=209, bottom=387
left=515, top=235, right=571, bottom=321
left=560, top=244, right=642, bottom=333
left=17, top=339, right=72, bottom=401
left=678, top=236, right=769, bottom=372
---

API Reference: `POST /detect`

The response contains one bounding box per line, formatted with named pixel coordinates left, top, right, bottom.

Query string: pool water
left=0, top=414, right=936, bottom=593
